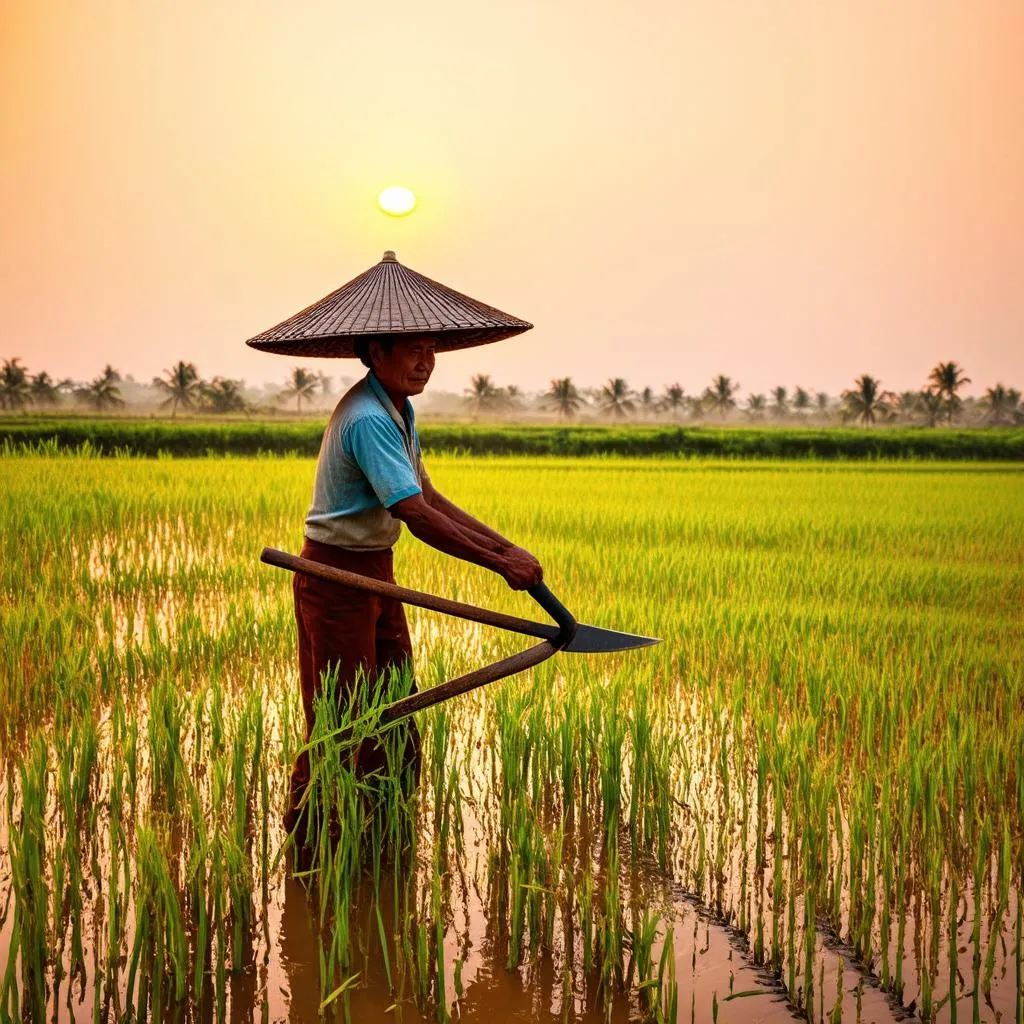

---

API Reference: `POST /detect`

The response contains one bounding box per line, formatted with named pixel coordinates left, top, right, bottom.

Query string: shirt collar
left=365, top=371, right=414, bottom=436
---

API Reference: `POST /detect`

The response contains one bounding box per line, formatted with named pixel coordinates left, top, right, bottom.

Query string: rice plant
left=0, top=450, right=1021, bottom=1021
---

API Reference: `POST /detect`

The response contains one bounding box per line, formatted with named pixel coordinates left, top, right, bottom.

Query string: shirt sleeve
left=414, top=429, right=430, bottom=486
left=344, top=415, right=422, bottom=508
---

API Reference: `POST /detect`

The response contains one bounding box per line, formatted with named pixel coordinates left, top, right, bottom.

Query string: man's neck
left=370, top=371, right=410, bottom=420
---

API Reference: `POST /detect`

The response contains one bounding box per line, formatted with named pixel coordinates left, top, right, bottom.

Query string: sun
left=377, top=186, right=416, bottom=217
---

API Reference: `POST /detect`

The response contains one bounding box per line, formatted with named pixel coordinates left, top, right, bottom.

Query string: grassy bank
left=2, top=416, right=1022, bottom=459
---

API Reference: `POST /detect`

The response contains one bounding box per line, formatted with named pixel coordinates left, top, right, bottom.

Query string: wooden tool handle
left=379, top=641, right=558, bottom=725
left=261, top=547, right=560, bottom=642
left=262, top=547, right=569, bottom=727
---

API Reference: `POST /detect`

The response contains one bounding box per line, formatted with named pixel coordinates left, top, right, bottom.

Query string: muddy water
left=0, top=815, right=896, bottom=1024
left=0, top=637, right=932, bottom=1024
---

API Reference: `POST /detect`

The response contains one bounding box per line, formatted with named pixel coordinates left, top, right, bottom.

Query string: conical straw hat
left=246, top=251, right=533, bottom=358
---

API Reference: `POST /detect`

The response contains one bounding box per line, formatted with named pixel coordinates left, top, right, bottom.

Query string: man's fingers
left=500, top=546, right=544, bottom=590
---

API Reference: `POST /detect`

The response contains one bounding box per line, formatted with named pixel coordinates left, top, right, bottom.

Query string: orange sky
left=2, top=0, right=1022, bottom=397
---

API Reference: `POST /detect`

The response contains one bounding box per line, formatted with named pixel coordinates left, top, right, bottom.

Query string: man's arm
left=420, top=474, right=516, bottom=552
left=390, top=493, right=542, bottom=590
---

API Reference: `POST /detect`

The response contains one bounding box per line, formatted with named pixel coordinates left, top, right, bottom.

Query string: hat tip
left=382, top=250, right=397, bottom=262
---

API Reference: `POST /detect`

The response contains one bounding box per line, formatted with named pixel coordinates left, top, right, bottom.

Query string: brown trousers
left=286, top=538, right=418, bottom=828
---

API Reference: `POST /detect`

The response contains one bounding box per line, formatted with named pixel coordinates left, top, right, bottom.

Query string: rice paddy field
left=1, top=451, right=1022, bottom=1023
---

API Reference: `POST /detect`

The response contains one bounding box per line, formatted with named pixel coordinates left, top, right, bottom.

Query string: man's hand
left=500, top=545, right=543, bottom=590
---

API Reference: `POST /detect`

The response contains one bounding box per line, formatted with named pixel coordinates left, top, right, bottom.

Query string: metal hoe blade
left=525, top=581, right=661, bottom=653
left=563, top=623, right=662, bottom=653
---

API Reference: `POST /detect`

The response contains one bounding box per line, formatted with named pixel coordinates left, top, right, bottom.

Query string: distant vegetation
left=1, top=356, right=1021, bottom=428
left=2, top=419, right=1022, bottom=460
left=0, top=358, right=346, bottom=418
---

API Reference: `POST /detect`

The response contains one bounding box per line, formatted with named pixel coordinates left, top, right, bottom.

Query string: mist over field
left=2, top=354, right=1022, bottom=429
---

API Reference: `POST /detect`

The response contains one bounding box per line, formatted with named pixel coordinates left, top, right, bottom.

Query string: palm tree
left=281, top=367, right=320, bottom=413
left=1010, top=389, right=1023, bottom=425
left=316, top=371, right=333, bottom=397
left=30, top=371, right=62, bottom=406
left=660, top=383, right=686, bottom=419
left=792, top=387, right=811, bottom=416
left=926, top=361, right=971, bottom=425
left=814, top=392, right=832, bottom=420
left=744, top=393, right=766, bottom=420
left=639, top=386, right=656, bottom=418
left=503, top=384, right=524, bottom=410
left=545, top=377, right=582, bottom=420
left=840, top=375, right=895, bottom=426
left=686, top=395, right=705, bottom=418
left=919, top=389, right=944, bottom=428
left=153, top=361, right=202, bottom=417
left=464, top=374, right=510, bottom=418
left=896, top=391, right=922, bottom=421
left=702, top=375, right=739, bottom=419
left=599, top=378, right=635, bottom=418
left=0, top=358, right=33, bottom=410
left=769, top=386, right=789, bottom=419
left=202, top=377, right=247, bottom=414
left=78, top=366, right=124, bottom=410
left=980, top=384, right=1021, bottom=426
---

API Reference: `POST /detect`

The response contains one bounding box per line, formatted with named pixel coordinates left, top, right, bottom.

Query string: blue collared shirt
left=304, top=372, right=425, bottom=550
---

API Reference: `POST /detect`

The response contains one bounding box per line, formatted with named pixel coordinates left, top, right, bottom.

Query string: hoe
left=261, top=547, right=661, bottom=727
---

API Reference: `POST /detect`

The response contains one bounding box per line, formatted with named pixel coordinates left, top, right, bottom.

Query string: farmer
left=283, top=335, right=543, bottom=832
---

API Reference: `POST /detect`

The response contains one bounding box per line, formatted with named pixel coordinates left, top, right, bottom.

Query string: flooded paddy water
left=1, top=453, right=1022, bottom=1022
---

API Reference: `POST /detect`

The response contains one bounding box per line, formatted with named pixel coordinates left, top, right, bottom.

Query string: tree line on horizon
left=1, top=357, right=1021, bottom=427
left=0, top=360, right=340, bottom=416
left=470, top=362, right=1021, bottom=427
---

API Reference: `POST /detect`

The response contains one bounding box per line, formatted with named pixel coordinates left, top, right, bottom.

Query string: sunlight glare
left=377, top=186, right=416, bottom=217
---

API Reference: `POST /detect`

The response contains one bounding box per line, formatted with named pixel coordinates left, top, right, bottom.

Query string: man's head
left=356, top=337, right=436, bottom=399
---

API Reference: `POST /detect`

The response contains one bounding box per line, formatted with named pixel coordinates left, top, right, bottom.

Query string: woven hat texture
left=246, top=251, right=532, bottom=358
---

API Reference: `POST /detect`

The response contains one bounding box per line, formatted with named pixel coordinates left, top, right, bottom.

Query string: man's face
left=371, top=338, right=436, bottom=398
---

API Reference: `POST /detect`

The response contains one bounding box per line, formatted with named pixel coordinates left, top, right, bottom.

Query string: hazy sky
left=3, top=0, right=1022, bottom=398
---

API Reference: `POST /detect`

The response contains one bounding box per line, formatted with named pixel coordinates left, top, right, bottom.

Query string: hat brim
left=245, top=323, right=533, bottom=359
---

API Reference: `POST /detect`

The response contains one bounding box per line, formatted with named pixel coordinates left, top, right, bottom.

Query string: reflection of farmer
left=246, top=253, right=541, bottom=835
